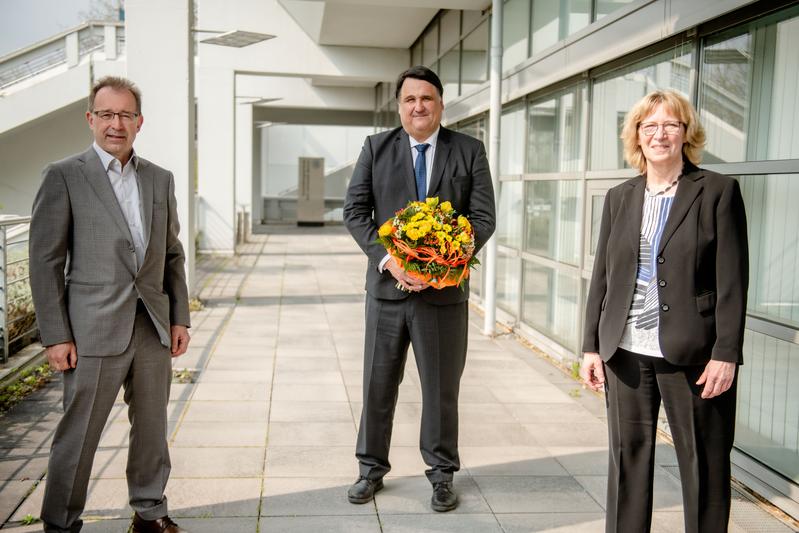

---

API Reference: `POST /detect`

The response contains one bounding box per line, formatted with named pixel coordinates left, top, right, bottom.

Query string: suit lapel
left=137, top=159, right=154, bottom=254
left=622, top=177, right=646, bottom=255
left=657, top=170, right=703, bottom=254
left=428, top=128, right=452, bottom=198
left=80, top=148, right=135, bottom=245
left=396, top=129, right=418, bottom=200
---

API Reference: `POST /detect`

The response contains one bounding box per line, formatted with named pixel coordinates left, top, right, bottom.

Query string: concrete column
left=197, top=67, right=235, bottom=252
left=252, top=124, right=263, bottom=226
left=104, top=25, right=118, bottom=60
left=235, top=96, right=253, bottom=238
left=66, top=32, right=79, bottom=67
left=125, top=0, right=196, bottom=291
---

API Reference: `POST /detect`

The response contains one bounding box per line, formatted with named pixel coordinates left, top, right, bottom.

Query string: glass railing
left=0, top=216, right=34, bottom=363
left=0, top=21, right=124, bottom=90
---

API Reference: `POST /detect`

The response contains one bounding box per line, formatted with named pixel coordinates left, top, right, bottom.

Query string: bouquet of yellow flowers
left=376, top=197, right=478, bottom=290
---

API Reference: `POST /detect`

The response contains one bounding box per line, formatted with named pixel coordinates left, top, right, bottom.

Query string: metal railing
left=0, top=216, right=35, bottom=363
left=0, top=21, right=125, bottom=90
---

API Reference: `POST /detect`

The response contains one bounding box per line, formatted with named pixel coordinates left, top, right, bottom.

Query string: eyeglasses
left=639, top=121, right=683, bottom=136
left=92, top=110, right=139, bottom=122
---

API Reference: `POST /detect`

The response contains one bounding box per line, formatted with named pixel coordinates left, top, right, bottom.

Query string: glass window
left=412, top=41, right=422, bottom=66
left=440, top=46, right=460, bottom=100
left=497, top=180, right=523, bottom=249
left=700, top=6, right=799, bottom=163
left=461, top=19, right=489, bottom=96
left=737, top=330, right=799, bottom=483
left=526, top=84, right=585, bottom=173
left=497, top=250, right=520, bottom=316
left=500, top=104, right=526, bottom=175
left=594, top=0, right=635, bottom=22
left=590, top=45, right=693, bottom=170
left=522, top=261, right=580, bottom=350
left=503, top=0, right=530, bottom=70
left=423, top=22, right=439, bottom=66
left=739, top=174, right=799, bottom=328
left=462, top=9, right=484, bottom=37
left=524, top=180, right=581, bottom=265
left=440, top=10, right=460, bottom=53
left=458, top=116, right=487, bottom=146
left=531, top=0, right=591, bottom=56
left=471, top=248, right=484, bottom=298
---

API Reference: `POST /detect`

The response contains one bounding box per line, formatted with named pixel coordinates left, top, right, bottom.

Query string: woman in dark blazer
left=580, top=89, right=748, bottom=533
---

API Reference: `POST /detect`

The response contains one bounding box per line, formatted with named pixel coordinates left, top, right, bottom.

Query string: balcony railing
left=0, top=21, right=125, bottom=90
left=0, top=216, right=35, bottom=363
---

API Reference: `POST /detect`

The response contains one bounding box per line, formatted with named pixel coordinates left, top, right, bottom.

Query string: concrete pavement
left=0, top=226, right=794, bottom=532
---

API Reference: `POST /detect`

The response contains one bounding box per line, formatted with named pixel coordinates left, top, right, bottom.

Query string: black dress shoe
left=347, top=477, right=384, bottom=504
left=431, top=481, right=458, bottom=512
left=131, top=514, right=186, bottom=533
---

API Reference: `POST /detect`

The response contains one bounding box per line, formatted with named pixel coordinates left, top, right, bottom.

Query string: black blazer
left=582, top=162, right=748, bottom=366
left=344, top=126, right=496, bottom=305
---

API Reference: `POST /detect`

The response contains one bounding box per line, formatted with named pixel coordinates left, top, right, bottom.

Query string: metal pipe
left=483, top=0, right=503, bottom=337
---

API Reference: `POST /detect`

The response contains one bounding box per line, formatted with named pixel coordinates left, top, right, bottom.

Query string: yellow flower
left=442, top=224, right=452, bottom=232
left=406, top=229, right=420, bottom=240
left=426, top=197, right=439, bottom=208
left=378, top=221, right=394, bottom=237
left=457, top=215, right=471, bottom=230
left=440, top=201, right=453, bottom=213
left=435, top=231, right=447, bottom=244
left=418, top=222, right=432, bottom=235
left=411, top=212, right=425, bottom=222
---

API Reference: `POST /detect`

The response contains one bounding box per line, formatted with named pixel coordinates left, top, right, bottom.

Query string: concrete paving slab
left=0, top=448, right=49, bottom=481
left=267, top=422, right=355, bottom=446
left=473, top=476, right=603, bottom=514
left=269, top=401, right=352, bottom=423
left=181, top=400, right=270, bottom=422
left=261, top=476, right=373, bottom=516
left=265, top=446, right=357, bottom=478
left=460, top=446, right=569, bottom=477
left=380, top=513, right=504, bottom=532
left=170, top=447, right=265, bottom=478
left=171, top=421, right=267, bottom=447
left=258, top=515, right=381, bottom=533
left=190, top=382, right=270, bottom=402
left=375, top=476, right=491, bottom=515
left=167, top=478, right=262, bottom=517
left=496, top=512, right=606, bottom=532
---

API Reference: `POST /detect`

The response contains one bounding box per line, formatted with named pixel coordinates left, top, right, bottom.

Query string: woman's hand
left=696, top=360, right=736, bottom=399
left=580, top=352, right=605, bottom=392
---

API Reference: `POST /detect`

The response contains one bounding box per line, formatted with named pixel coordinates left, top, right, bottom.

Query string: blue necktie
left=414, top=143, right=430, bottom=201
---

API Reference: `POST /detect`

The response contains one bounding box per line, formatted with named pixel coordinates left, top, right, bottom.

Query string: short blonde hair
left=620, top=89, right=705, bottom=174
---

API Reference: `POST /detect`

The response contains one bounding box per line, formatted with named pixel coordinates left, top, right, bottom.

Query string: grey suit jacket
left=343, top=126, right=496, bottom=305
left=582, top=162, right=748, bottom=366
left=29, top=147, right=191, bottom=356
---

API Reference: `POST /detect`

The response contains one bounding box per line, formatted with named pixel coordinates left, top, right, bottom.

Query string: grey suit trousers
left=41, top=310, right=172, bottom=533
left=356, top=294, right=468, bottom=484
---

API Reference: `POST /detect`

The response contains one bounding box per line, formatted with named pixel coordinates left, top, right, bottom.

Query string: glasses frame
left=638, top=121, right=684, bottom=136
left=92, top=110, right=140, bottom=122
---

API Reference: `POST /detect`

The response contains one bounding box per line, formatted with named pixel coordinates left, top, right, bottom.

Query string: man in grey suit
left=29, top=76, right=190, bottom=533
left=343, top=66, right=495, bottom=512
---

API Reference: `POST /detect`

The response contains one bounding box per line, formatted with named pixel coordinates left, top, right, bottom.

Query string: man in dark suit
left=343, top=66, right=495, bottom=512
left=29, top=76, right=190, bottom=533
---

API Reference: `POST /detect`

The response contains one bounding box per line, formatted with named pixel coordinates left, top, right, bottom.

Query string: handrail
left=0, top=21, right=125, bottom=91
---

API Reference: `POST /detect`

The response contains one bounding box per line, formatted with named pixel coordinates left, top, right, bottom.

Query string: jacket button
left=657, top=256, right=665, bottom=264
left=658, top=279, right=666, bottom=287
left=661, top=304, right=670, bottom=311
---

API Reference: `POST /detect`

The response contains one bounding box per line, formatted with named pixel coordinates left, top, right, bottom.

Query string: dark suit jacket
left=582, top=162, right=748, bottom=366
left=30, top=147, right=191, bottom=356
left=344, top=126, right=496, bottom=305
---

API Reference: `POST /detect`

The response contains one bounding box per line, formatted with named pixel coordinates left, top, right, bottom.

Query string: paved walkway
left=0, top=227, right=794, bottom=532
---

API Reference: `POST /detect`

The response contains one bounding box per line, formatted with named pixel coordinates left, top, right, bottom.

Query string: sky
left=0, top=0, right=97, bottom=57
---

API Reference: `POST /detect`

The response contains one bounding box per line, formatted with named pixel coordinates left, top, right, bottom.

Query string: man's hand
left=696, top=360, right=736, bottom=399
left=385, top=258, right=430, bottom=292
left=46, top=342, right=77, bottom=372
left=580, top=352, right=605, bottom=392
left=170, top=325, right=190, bottom=357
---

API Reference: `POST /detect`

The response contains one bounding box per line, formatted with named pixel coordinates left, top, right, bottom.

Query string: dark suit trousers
left=41, top=310, right=172, bottom=532
left=356, top=294, right=468, bottom=484
left=604, top=348, right=737, bottom=533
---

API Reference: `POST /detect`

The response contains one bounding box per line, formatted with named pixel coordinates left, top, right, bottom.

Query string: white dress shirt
left=378, top=128, right=440, bottom=272
left=93, top=142, right=146, bottom=270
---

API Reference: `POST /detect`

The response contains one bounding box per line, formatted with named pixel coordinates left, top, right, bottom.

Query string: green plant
left=21, top=514, right=39, bottom=525
left=0, top=364, right=53, bottom=415
left=569, top=360, right=581, bottom=380
left=568, top=388, right=582, bottom=398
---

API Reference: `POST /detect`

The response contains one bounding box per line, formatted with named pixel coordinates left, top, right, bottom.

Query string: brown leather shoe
left=131, top=514, right=186, bottom=533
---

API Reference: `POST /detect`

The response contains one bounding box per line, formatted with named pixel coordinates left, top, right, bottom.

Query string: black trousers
left=604, top=348, right=737, bottom=533
left=356, top=294, right=468, bottom=484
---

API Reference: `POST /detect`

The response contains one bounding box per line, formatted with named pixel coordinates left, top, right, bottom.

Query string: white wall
left=0, top=101, right=90, bottom=215
left=261, top=124, right=372, bottom=197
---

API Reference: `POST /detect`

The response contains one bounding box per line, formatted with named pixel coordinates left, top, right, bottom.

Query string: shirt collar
left=92, top=142, right=139, bottom=172
left=408, top=127, right=440, bottom=150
